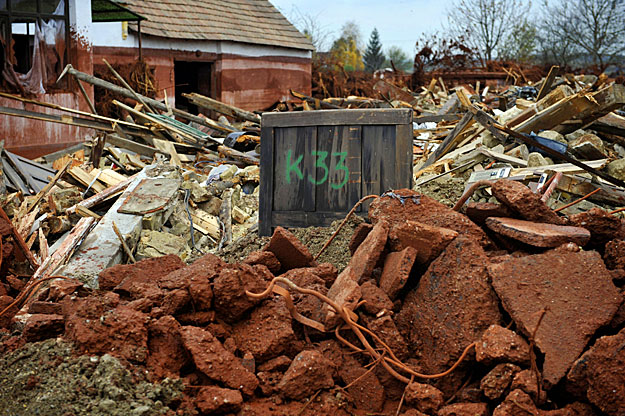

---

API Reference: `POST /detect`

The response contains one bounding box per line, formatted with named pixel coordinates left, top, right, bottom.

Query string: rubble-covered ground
left=1, top=179, right=625, bottom=415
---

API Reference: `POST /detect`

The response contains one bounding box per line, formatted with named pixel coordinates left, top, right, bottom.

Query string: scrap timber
left=0, top=61, right=624, bottom=416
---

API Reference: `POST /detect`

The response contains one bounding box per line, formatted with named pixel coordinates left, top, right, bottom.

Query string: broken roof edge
left=92, top=0, right=146, bottom=23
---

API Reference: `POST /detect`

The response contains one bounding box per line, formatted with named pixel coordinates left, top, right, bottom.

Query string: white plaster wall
left=68, top=0, right=92, bottom=47
left=90, top=21, right=311, bottom=59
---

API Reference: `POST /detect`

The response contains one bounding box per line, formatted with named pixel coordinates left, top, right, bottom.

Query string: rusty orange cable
left=609, top=206, right=625, bottom=215
left=314, top=194, right=379, bottom=261
left=553, top=188, right=601, bottom=213
left=247, top=276, right=476, bottom=384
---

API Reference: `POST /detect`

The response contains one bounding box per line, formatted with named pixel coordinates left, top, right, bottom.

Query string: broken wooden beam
left=183, top=92, right=261, bottom=124
left=0, top=206, right=39, bottom=270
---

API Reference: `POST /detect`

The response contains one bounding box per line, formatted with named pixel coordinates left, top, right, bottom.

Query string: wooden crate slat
left=315, top=125, right=362, bottom=212
left=262, top=108, right=412, bottom=127
left=272, top=126, right=317, bottom=212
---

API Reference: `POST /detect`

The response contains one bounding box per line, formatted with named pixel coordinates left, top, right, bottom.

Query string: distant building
left=0, top=0, right=313, bottom=157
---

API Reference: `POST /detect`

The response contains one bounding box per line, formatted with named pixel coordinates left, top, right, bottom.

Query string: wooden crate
left=259, top=108, right=413, bottom=236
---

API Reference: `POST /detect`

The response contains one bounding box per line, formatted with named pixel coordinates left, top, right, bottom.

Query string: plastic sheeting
left=1, top=0, right=66, bottom=95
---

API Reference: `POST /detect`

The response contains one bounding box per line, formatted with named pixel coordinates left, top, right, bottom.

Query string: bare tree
left=445, top=0, right=531, bottom=64
left=284, top=6, right=332, bottom=52
left=541, top=0, right=625, bottom=70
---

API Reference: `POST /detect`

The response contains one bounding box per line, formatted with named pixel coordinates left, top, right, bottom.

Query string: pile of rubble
left=1, top=179, right=624, bottom=415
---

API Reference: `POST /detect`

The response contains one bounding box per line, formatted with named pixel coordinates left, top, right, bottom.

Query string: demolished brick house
left=0, top=0, right=313, bottom=157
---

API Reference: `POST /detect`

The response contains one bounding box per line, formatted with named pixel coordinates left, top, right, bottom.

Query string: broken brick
left=232, top=298, right=297, bottom=362
left=360, top=280, right=393, bottom=315
left=493, top=389, right=540, bottom=416
left=491, top=179, right=564, bottom=225
left=147, top=315, right=189, bottom=380
left=465, top=201, right=513, bottom=225
left=369, top=189, right=492, bottom=248
left=366, top=314, right=410, bottom=360
left=379, top=246, right=417, bottom=299
left=27, top=301, right=63, bottom=315
left=475, top=324, right=531, bottom=365
left=212, top=263, right=266, bottom=323
left=348, top=222, right=373, bottom=255
left=243, top=250, right=281, bottom=274
left=568, top=208, right=625, bottom=247
left=511, top=369, right=547, bottom=404
left=480, top=363, right=521, bottom=400
left=264, top=226, right=316, bottom=271
left=98, top=254, right=185, bottom=291
left=404, top=382, right=444, bottom=414
left=397, top=237, right=502, bottom=386
left=438, top=403, right=489, bottom=416
left=195, top=386, right=243, bottom=415
left=339, top=353, right=385, bottom=412
left=277, top=350, right=335, bottom=400
left=604, top=239, right=625, bottom=270
left=485, top=217, right=590, bottom=247
left=567, top=327, right=625, bottom=415
left=349, top=220, right=389, bottom=282
left=180, top=325, right=258, bottom=396
left=489, top=249, right=622, bottom=388
left=22, top=314, right=65, bottom=342
left=388, top=220, right=458, bottom=264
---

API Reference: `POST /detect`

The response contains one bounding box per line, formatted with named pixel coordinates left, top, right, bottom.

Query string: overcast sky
left=269, top=0, right=449, bottom=55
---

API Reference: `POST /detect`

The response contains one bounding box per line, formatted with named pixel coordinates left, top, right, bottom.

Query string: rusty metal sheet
left=117, top=178, right=180, bottom=215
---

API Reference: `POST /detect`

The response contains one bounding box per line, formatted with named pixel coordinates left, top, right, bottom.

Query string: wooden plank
left=153, top=138, right=182, bottom=167
left=414, top=114, right=462, bottom=123
left=422, top=111, right=475, bottom=168
left=106, top=134, right=161, bottom=157
left=262, top=108, right=412, bottom=128
left=273, top=126, right=317, bottom=212
left=66, top=173, right=139, bottom=215
left=315, top=125, right=362, bottom=212
left=536, top=65, right=560, bottom=101
left=272, top=211, right=360, bottom=229
left=361, top=125, right=396, bottom=209
left=26, top=160, right=71, bottom=214
left=395, top=122, right=414, bottom=189
left=259, top=125, right=274, bottom=236
left=96, top=169, right=127, bottom=187
left=69, top=166, right=107, bottom=193
left=0, top=105, right=115, bottom=131
left=184, top=92, right=261, bottom=123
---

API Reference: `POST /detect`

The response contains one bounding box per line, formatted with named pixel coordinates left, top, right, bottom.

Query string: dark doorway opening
left=174, top=61, right=212, bottom=115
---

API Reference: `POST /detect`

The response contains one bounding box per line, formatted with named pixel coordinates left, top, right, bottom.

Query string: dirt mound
left=0, top=339, right=183, bottom=415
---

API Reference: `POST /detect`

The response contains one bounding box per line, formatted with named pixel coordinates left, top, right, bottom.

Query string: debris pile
left=1, top=181, right=624, bottom=415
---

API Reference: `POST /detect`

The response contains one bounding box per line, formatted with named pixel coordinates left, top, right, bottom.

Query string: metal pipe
left=540, top=172, right=563, bottom=203
left=453, top=180, right=494, bottom=211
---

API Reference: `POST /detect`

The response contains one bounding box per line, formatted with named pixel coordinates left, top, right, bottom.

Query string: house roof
left=119, top=0, right=314, bottom=51
left=92, top=0, right=145, bottom=23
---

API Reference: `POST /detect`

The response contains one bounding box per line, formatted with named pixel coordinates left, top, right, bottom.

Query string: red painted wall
left=1, top=28, right=94, bottom=159
left=94, top=46, right=312, bottom=111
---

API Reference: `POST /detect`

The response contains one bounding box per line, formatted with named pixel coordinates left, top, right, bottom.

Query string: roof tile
left=120, top=0, right=314, bottom=50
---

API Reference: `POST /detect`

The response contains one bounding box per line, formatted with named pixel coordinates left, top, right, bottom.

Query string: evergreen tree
left=363, top=28, right=385, bottom=72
